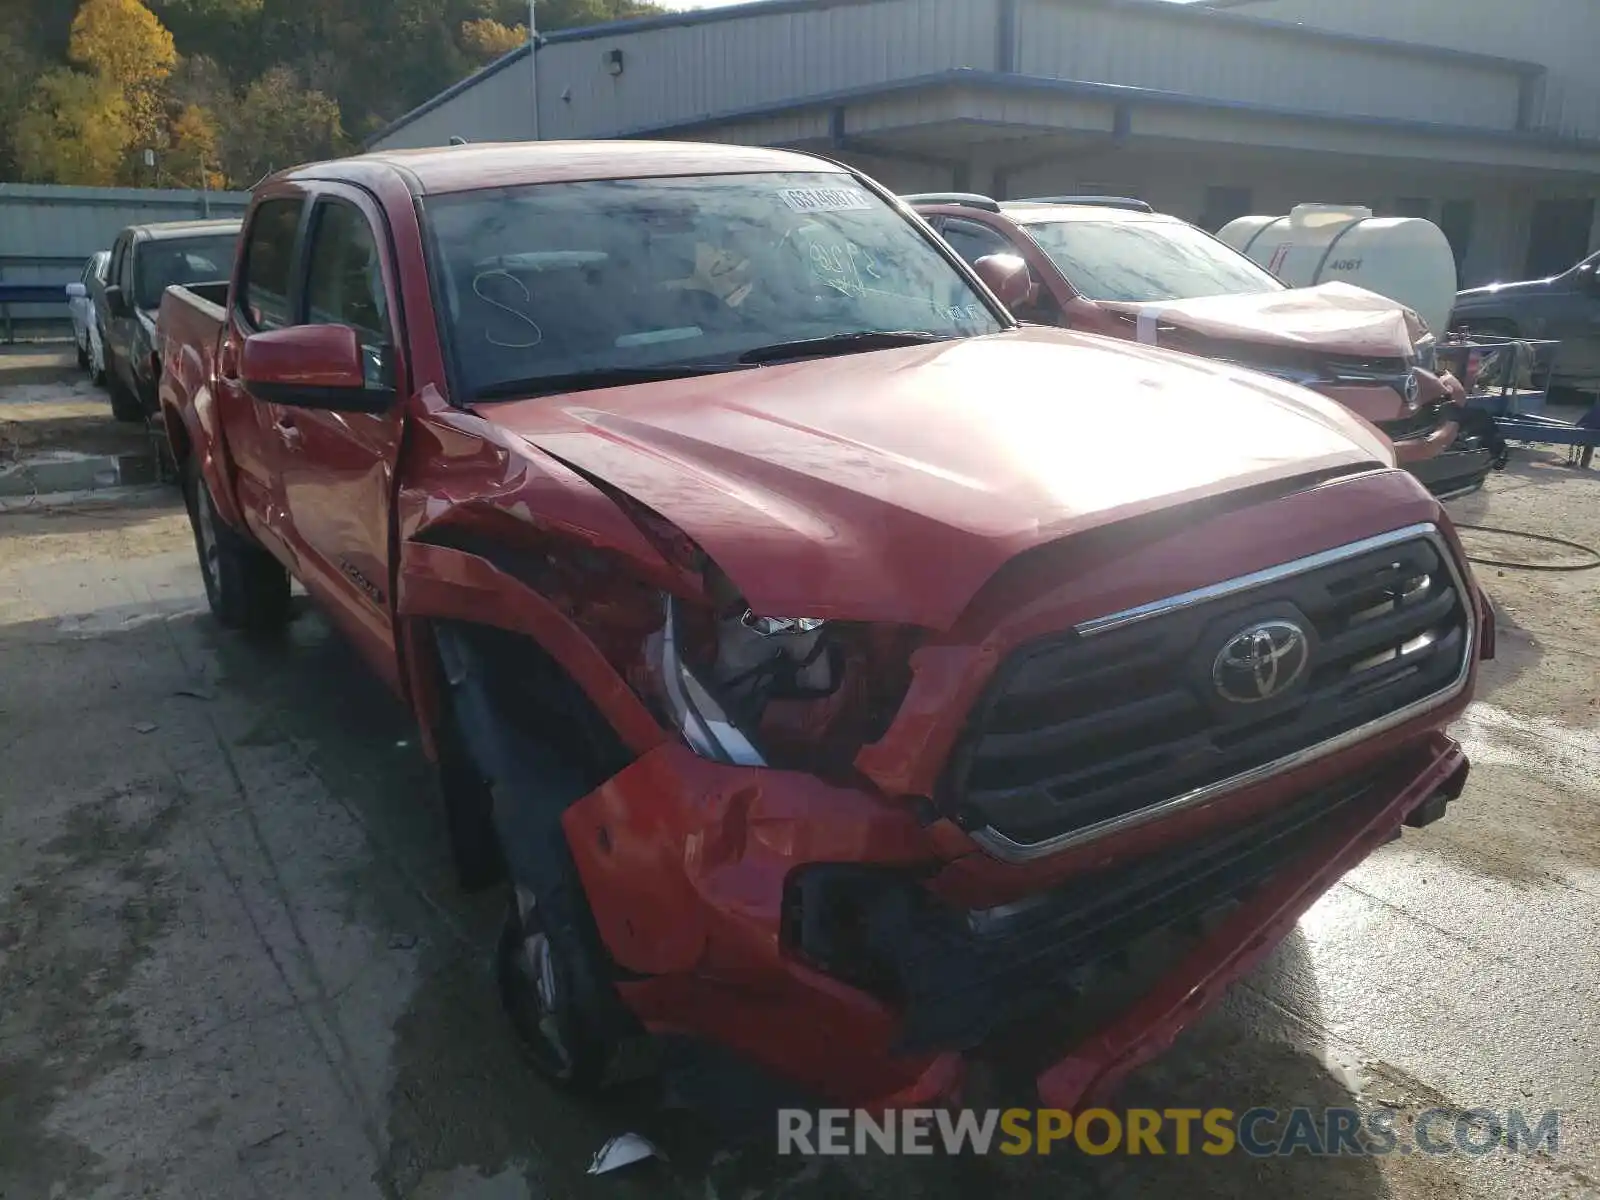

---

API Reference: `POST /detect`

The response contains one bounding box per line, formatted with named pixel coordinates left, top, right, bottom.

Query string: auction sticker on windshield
left=779, top=187, right=873, bottom=214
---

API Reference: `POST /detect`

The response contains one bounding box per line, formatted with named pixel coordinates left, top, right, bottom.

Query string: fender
left=161, top=339, right=248, bottom=533
left=396, top=540, right=668, bottom=758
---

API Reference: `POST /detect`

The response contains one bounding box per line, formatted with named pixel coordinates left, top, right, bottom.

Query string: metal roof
left=364, top=0, right=1545, bottom=149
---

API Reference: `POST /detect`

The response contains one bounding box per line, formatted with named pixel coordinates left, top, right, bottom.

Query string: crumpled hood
left=1098, top=281, right=1423, bottom=357
left=482, top=328, right=1394, bottom=630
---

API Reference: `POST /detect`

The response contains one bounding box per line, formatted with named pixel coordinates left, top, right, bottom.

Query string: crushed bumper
left=563, top=733, right=1471, bottom=1110
left=1407, top=446, right=1496, bottom=499
left=1033, top=733, right=1467, bottom=1109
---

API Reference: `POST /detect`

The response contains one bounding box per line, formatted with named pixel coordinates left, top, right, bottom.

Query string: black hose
left=1453, top=523, right=1600, bottom=572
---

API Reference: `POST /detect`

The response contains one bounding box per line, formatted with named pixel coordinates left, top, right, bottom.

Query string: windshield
left=421, top=172, right=1005, bottom=400
left=134, top=235, right=236, bottom=310
left=1021, top=218, right=1284, bottom=304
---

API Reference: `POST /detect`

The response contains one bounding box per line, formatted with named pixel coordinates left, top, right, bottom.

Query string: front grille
left=942, top=530, right=1470, bottom=852
left=1378, top=400, right=1447, bottom=442
left=894, top=763, right=1399, bottom=1052
left=1320, top=355, right=1413, bottom=395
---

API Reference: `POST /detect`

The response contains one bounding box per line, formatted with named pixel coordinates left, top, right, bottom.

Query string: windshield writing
left=420, top=173, right=1004, bottom=400
left=1023, top=219, right=1283, bottom=304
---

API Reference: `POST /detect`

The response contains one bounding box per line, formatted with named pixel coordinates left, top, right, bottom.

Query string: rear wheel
left=107, top=360, right=143, bottom=423
left=185, top=459, right=291, bottom=631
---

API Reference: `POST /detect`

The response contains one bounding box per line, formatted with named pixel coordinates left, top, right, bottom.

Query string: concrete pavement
left=0, top=455, right=1596, bottom=1199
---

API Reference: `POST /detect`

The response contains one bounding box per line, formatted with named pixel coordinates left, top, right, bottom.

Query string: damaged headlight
left=647, top=593, right=767, bottom=767
left=644, top=597, right=841, bottom=768
left=1413, top=332, right=1439, bottom=375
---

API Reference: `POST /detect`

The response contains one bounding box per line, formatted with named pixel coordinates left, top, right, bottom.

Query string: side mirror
left=973, top=253, right=1033, bottom=311
left=65, top=282, right=87, bottom=300
left=103, top=284, right=129, bottom=317
left=241, top=324, right=395, bottom=413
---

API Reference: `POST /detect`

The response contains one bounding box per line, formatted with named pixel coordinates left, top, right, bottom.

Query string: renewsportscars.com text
left=777, top=1107, right=1561, bottom=1158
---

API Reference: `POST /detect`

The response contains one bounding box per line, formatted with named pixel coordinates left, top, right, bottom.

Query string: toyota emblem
left=1212, top=620, right=1310, bottom=704
left=1404, top=370, right=1422, bottom=407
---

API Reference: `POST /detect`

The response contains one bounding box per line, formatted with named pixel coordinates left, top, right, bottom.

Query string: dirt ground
left=1, top=360, right=1598, bottom=1200
left=0, top=350, right=149, bottom=463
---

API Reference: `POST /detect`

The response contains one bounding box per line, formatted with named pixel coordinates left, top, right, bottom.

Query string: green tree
left=222, top=65, right=344, bottom=185
left=14, top=67, right=133, bottom=184
left=0, top=32, right=44, bottom=178
left=537, top=0, right=666, bottom=28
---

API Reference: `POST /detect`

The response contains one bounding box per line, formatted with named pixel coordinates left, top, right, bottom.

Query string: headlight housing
left=1413, top=333, right=1439, bottom=375
left=646, top=593, right=767, bottom=767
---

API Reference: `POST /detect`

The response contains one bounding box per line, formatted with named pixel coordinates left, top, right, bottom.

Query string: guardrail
left=0, top=281, right=70, bottom=344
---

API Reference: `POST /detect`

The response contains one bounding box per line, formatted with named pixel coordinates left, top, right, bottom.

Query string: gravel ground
left=0, top=365, right=1597, bottom=1200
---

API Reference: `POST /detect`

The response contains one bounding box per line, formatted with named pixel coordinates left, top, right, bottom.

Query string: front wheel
left=496, top=886, right=613, bottom=1092
left=90, top=330, right=108, bottom=387
left=185, top=459, right=291, bottom=632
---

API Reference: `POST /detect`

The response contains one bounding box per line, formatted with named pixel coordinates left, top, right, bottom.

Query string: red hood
left=481, top=327, right=1393, bottom=630
left=1098, top=282, right=1425, bottom=357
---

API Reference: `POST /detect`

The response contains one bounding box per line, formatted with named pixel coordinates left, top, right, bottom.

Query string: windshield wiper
left=736, top=330, right=954, bottom=365
left=471, top=363, right=755, bottom=401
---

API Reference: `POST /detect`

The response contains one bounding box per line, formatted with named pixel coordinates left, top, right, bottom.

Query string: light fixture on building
left=603, top=49, right=625, bottom=76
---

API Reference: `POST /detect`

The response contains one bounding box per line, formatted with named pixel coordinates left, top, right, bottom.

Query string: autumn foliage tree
left=15, top=69, right=133, bottom=185
left=460, top=17, right=526, bottom=62
left=5, top=0, right=672, bottom=188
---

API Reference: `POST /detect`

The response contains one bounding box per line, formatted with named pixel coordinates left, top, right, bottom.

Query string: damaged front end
left=400, top=404, right=1482, bottom=1113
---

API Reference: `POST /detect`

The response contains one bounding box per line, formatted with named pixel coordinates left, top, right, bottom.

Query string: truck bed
left=156, top=284, right=229, bottom=457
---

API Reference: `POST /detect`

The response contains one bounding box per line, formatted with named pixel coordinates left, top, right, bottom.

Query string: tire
left=496, top=885, right=612, bottom=1093
left=107, top=360, right=144, bottom=424
left=90, top=329, right=108, bottom=387
left=185, top=459, right=292, bottom=632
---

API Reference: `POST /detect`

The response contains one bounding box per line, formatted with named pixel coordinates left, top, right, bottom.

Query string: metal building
left=365, top=0, right=1600, bottom=285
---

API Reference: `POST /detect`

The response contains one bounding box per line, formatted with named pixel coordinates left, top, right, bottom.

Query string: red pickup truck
left=158, top=141, right=1489, bottom=1112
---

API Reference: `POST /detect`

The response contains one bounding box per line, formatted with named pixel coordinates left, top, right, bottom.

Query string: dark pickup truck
left=1452, top=248, right=1600, bottom=393
left=158, top=141, right=1489, bottom=1111
left=100, top=218, right=241, bottom=421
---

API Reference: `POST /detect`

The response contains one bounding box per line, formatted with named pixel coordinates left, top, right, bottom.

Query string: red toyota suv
left=907, top=194, right=1499, bottom=499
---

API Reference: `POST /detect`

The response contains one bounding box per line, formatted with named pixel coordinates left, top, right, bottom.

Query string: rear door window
left=303, top=199, right=392, bottom=388
left=110, top=237, right=131, bottom=290
left=239, top=199, right=304, bottom=330
left=304, top=201, right=390, bottom=342
left=939, top=217, right=1016, bottom=266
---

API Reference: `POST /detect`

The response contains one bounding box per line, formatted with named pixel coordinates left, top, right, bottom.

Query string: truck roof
left=285, top=140, right=844, bottom=195
left=126, top=219, right=243, bottom=241
left=1000, top=203, right=1174, bottom=226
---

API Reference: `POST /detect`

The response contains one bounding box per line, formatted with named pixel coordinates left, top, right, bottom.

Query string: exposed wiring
left=1453, top=524, right=1600, bottom=573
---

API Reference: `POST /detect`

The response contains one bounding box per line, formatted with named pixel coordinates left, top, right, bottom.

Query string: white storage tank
left=1218, top=204, right=1459, bottom=337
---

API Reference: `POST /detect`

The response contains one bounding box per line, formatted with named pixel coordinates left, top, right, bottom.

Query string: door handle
left=275, top=416, right=302, bottom=449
